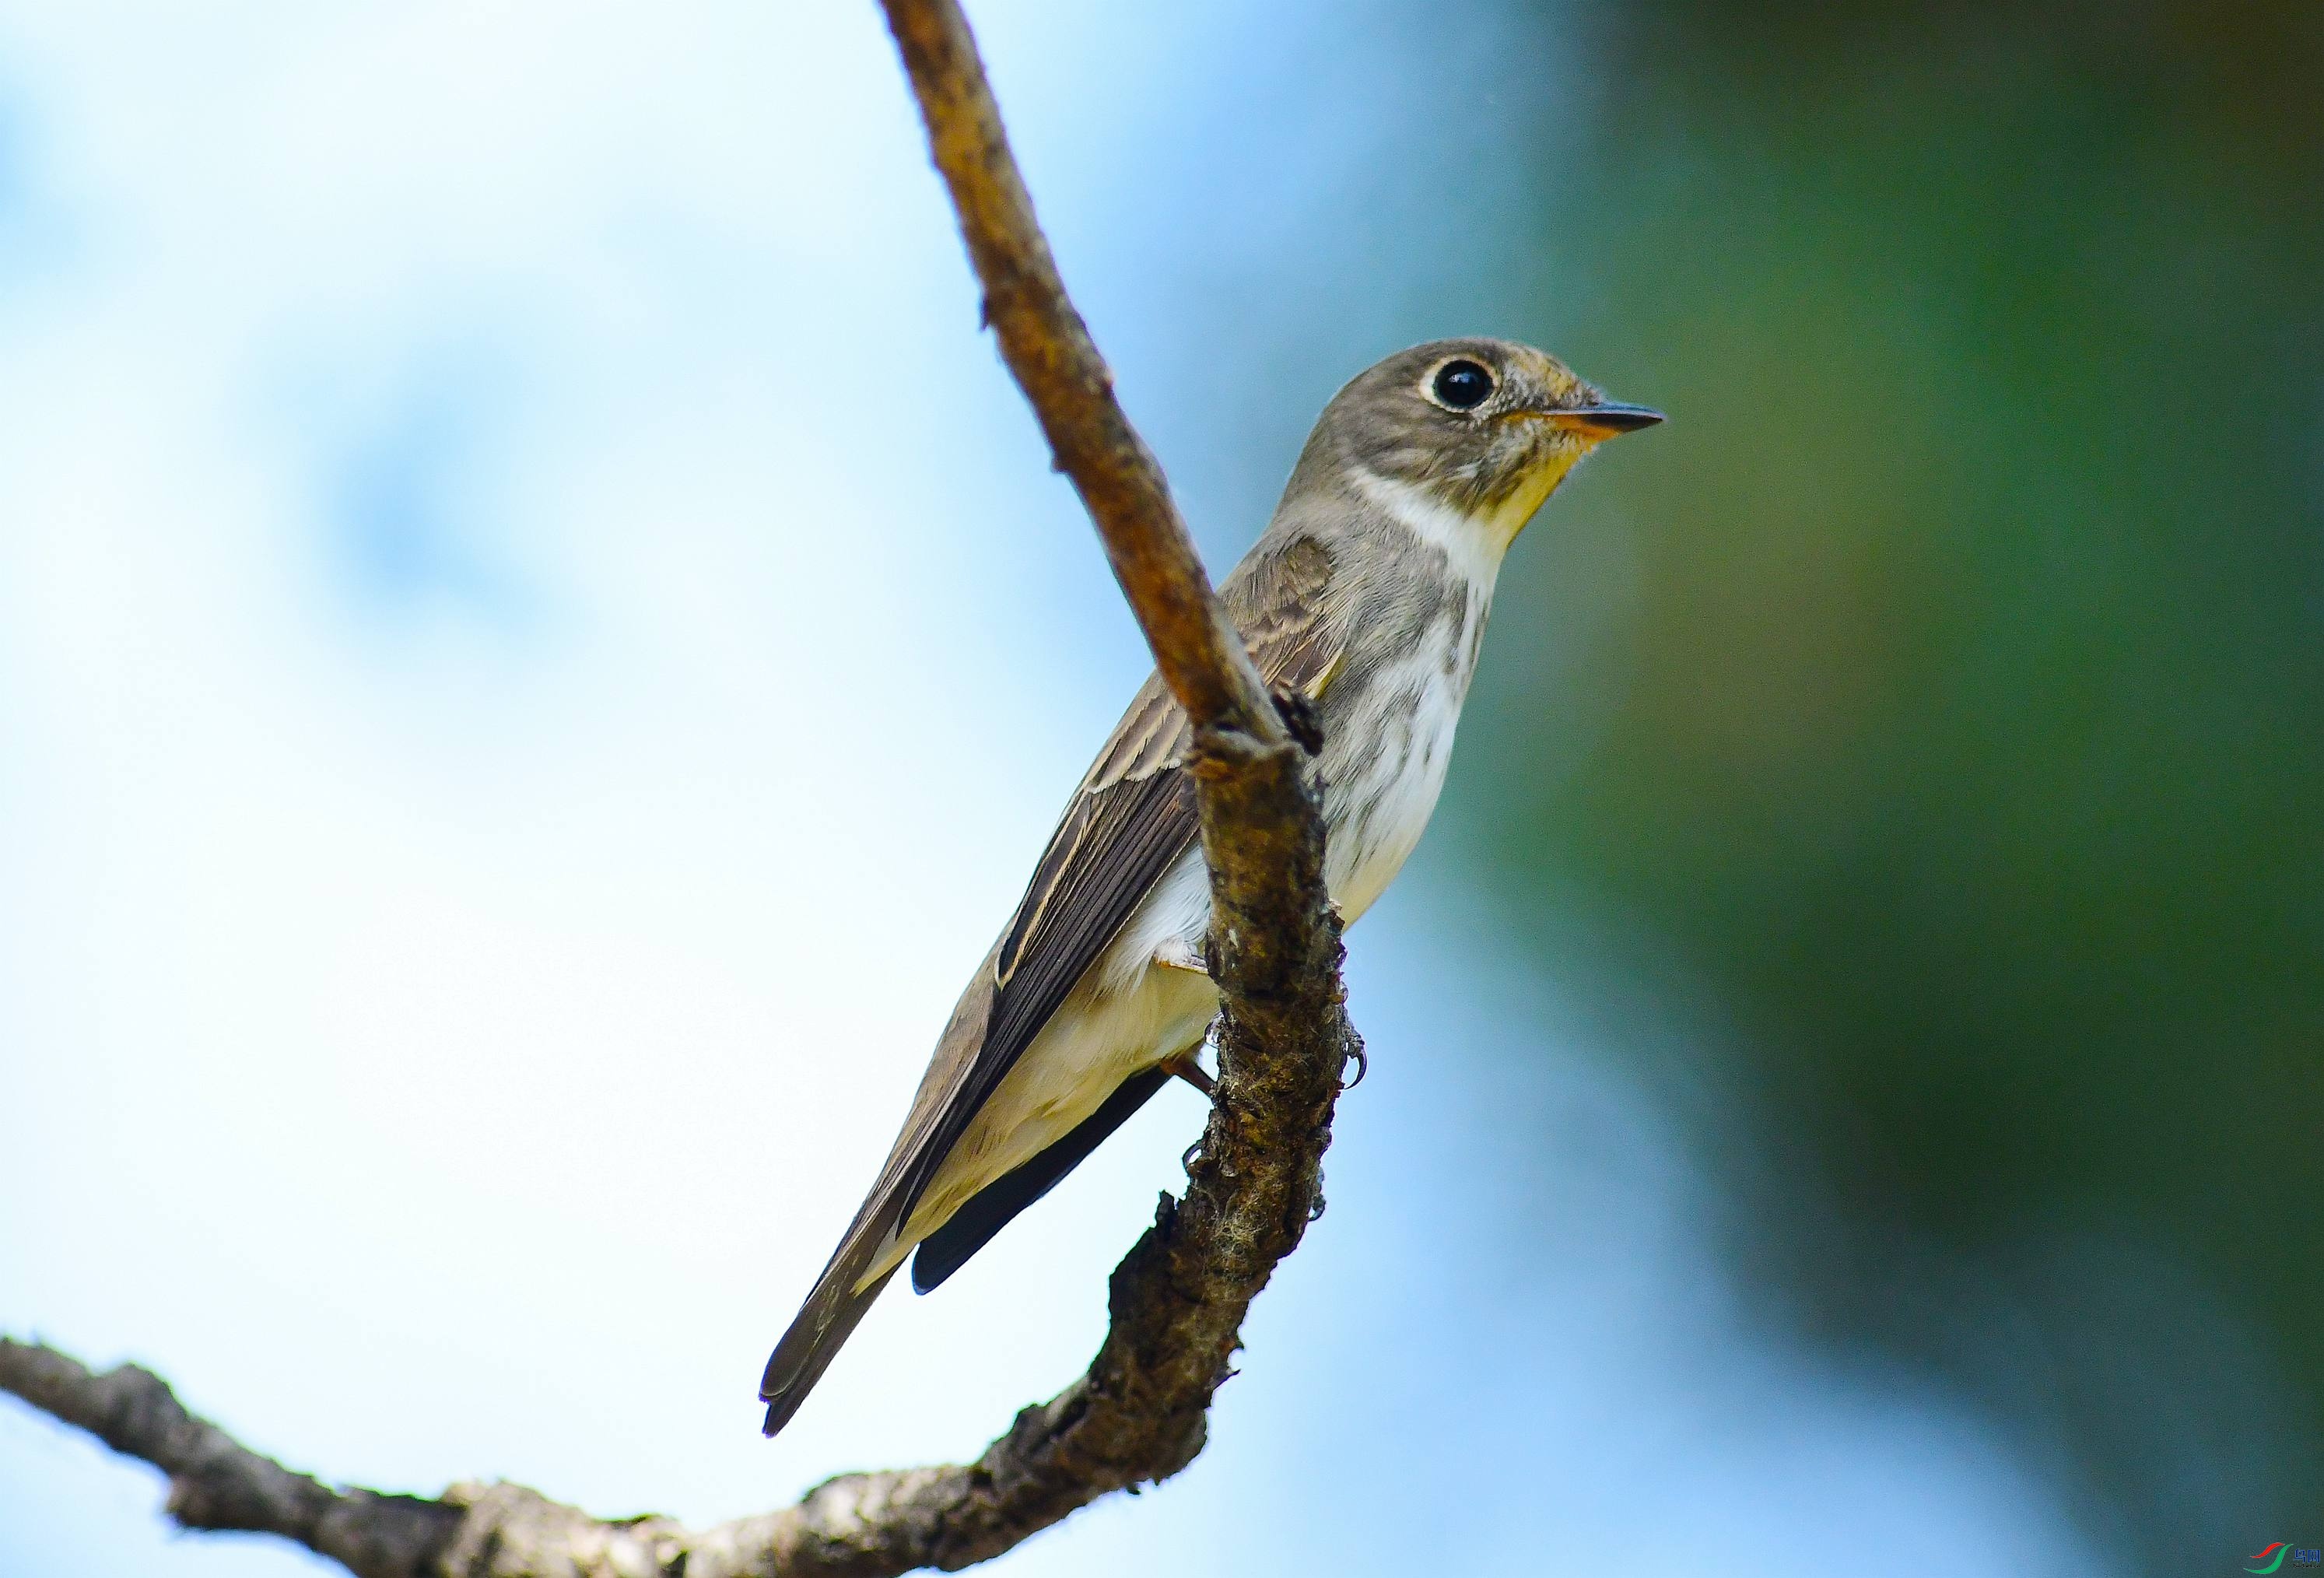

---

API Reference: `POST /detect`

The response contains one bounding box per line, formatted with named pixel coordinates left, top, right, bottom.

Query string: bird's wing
left=759, top=534, right=1341, bottom=1434
left=896, top=533, right=1345, bottom=1223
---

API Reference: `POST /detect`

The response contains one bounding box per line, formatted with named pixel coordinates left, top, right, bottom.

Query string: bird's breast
left=1316, top=580, right=1488, bottom=924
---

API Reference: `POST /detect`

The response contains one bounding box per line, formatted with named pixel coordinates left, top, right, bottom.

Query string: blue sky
left=0, top=4, right=2110, bottom=1574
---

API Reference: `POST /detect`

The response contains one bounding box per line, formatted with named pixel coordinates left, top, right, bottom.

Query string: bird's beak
left=1547, top=402, right=1665, bottom=440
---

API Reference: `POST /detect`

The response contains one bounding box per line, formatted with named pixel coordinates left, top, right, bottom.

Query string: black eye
left=1430, top=358, right=1495, bottom=411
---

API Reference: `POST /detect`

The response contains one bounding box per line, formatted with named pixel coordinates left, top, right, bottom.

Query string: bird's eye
left=1429, top=358, right=1495, bottom=411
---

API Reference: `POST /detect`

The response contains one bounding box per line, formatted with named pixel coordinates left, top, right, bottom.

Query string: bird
left=759, top=337, right=1660, bottom=1436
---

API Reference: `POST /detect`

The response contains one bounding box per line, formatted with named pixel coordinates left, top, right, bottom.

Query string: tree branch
left=874, top=0, right=1288, bottom=748
left=0, top=0, right=1358, bottom=1573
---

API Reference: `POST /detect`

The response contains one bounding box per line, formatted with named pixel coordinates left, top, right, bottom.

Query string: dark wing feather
left=910, top=1064, right=1173, bottom=1293
left=893, top=535, right=1344, bottom=1223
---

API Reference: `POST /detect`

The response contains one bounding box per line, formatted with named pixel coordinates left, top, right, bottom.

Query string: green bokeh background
left=1440, top=2, right=2320, bottom=1564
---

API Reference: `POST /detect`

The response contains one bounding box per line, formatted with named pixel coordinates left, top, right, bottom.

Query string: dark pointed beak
left=1548, top=402, right=1665, bottom=440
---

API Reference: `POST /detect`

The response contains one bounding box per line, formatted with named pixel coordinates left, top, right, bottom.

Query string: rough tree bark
left=0, top=2, right=1361, bottom=1575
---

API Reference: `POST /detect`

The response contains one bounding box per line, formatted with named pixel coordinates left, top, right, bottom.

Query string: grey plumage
left=759, top=338, right=1660, bottom=1436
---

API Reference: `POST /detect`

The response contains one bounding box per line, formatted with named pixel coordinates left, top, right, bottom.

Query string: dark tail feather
left=762, top=1062, right=1173, bottom=1432
left=759, top=1262, right=898, bottom=1436
left=910, top=1065, right=1171, bottom=1295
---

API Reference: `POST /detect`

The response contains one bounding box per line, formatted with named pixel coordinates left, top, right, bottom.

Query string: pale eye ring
left=1428, top=358, right=1495, bottom=412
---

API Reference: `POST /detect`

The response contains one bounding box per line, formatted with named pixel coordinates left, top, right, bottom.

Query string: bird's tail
left=759, top=938, right=1005, bottom=1436
left=759, top=1244, right=899, bottom=1436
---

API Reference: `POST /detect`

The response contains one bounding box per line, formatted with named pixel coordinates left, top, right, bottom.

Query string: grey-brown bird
left=759, top=338, right=1660, bottom=1435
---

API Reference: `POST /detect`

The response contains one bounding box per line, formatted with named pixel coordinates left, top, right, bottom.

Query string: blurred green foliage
left=1453, top=2, right=2323, bottom=1563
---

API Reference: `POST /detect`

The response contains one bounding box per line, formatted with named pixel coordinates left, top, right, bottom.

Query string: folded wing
left=759, top=534, right=1341, bottom=1434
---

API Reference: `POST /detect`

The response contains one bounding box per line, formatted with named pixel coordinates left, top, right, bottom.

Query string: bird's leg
left=1151, top=935, right=1209, bottom=976
left=1153, top=939, right=1216, bottom=1094
left=1159, top=1046, right=1215, bottom=1097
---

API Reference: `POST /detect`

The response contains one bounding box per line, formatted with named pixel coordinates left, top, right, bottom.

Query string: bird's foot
left=1151, top=936, right=1211, bottom=977
left=1159, top=1047, right=1216, bottom=1097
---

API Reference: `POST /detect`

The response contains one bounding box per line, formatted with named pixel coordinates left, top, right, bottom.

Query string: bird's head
left=1299, top=337, right=1662, bottom=551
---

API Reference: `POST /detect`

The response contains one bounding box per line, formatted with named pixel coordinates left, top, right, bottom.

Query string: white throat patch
left=1350, top=468, right=1519, bottom=589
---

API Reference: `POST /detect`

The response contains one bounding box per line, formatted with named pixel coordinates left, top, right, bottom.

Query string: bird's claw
left=1271, top=686, right=1324, bottom=754
left=1161, top=1048, right=1215, bottom=1097
left=1151, top=936, right=1211, bottom=977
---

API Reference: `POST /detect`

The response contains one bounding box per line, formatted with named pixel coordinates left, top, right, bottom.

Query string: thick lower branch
left=0, top=1338, right=460, bottom=1577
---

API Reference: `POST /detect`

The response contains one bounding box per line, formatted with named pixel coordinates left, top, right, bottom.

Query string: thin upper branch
left=0, top=1, right=1356, bottom=1574
left=874, top=0, right=1288, bottom=749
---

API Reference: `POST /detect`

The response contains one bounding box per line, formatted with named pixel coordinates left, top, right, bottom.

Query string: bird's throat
left=1351, top=468, right=1536, bottom=580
